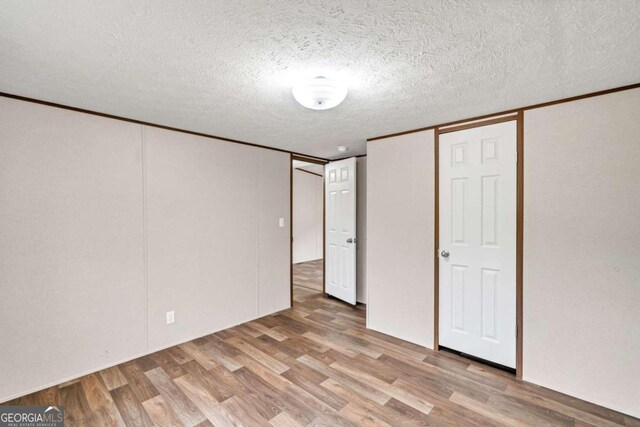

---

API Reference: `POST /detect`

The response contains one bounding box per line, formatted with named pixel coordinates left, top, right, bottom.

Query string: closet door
left=439, top=121, right=517, bottom=368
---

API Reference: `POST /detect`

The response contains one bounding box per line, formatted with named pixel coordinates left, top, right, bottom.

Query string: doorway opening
left=291, top=155, right=326, bottom=305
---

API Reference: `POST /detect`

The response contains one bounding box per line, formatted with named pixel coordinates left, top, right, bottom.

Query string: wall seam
left=256, top=151, right=260, bottom=317
left=141, top=125, right=149, bottom=352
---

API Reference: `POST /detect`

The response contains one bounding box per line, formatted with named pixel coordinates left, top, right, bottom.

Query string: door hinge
left=515, top=325, right=518, bottom=338
left=515, top=150, right=518, bottom=164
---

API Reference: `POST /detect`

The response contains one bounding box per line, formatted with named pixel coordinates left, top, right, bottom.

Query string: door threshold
left=439, top=346, right=516, bottom=375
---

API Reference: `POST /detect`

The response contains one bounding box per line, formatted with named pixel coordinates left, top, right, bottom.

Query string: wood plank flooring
left=292, top=259, right=323, bottom=293
left=3, top=292, right=639, bottom=426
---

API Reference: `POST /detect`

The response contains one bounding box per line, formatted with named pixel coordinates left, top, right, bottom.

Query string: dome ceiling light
left=292, top=76, right=348, bottom=110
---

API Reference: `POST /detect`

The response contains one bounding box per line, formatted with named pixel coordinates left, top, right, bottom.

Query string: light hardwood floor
left=3, top=292, right=639, bottom=426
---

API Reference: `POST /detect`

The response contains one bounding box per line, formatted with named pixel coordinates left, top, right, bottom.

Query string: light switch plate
left=278, top=218, right=285, bottom=228
left=166, top=311, right=175, bottom=325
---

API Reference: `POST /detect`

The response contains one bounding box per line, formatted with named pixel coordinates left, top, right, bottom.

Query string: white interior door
left=439, top=120, right=517, bottom=368
left=325, top=157, right=357, bottom=305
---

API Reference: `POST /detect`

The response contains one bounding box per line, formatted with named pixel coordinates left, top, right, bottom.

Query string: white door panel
left=439, top=121, right=517, bottom=368
left=325, top=158, right=357, bottom=304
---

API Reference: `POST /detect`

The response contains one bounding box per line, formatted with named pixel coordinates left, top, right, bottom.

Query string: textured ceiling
left=1, top=1, right=639, bottom=159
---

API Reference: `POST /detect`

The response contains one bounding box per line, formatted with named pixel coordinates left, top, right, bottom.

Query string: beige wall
left=0, top=97, right=147, bottom=401
left=258, top=150, right=291, bottom=316
left=144, top=127, right=290, bottom=351
left=366, top=89, right=640, bottom=417
left=523, top=88, right=640, bottom=418
left=0, top=97, right=290, bottom=402
left=293, top=169, right=323, bottom=263
left=367, top=130, right=435, bottom=348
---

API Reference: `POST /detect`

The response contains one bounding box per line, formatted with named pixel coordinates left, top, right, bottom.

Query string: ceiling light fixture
left=337, top=146, right=348, bottom=153
left=292, top=76, right=348, bottom=110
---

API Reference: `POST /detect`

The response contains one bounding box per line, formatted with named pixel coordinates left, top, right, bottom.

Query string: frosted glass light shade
left=292, top=76, right=348, bottom=110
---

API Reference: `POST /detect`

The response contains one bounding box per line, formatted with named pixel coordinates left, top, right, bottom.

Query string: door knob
left=440, top=250, right=450, bottom=258
left=347, top=238, right=357, bottom=243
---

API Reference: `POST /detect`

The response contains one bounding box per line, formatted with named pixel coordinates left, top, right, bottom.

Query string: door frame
left=433, top=112, right=524, bottom=379
left=290, top=155, right=329, bottom=306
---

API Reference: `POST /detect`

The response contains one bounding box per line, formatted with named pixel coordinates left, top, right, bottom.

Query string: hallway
left=293, top=259, right=323, bottom=298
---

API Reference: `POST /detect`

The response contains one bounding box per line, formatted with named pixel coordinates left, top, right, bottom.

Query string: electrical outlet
left=166, top=310, right=175, bottom=325
left=278, top=218, right=285, bottom=228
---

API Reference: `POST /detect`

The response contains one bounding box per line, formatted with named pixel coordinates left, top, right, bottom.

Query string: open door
left=325, top=157, right=357, bottom=305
